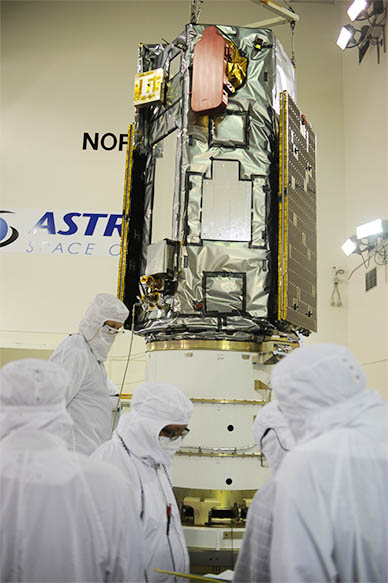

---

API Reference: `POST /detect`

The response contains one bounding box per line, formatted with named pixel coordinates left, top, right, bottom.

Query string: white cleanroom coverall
left=269, top=343, right=388, bottom=583
left=0, top=358, right=145, bottom=583
left=233, top=401, right=294, bottom=583
left=50, top=292, right=129, bottom=454
left=93, top=381, right=193, bottom=583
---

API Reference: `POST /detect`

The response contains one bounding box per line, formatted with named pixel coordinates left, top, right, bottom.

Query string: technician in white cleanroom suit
left=233, top=401, right=294, bottom=583
left=269, top=343, right=388, bottom=583
left=0, top=358, right=145, bottom=583
left=92, top=382, right=193, bottom=583
left=50, top=293, right=129, bottom=454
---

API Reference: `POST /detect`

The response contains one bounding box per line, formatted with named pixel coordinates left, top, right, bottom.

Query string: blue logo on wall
left=0, top=211, right=19, bottom=248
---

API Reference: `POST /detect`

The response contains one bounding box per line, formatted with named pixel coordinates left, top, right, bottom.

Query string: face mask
left=87, top=327, right=116, bottom=362
left=159, top=435, right=185, bottom=456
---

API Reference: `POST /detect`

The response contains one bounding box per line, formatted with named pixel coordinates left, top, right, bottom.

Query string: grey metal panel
left=201, top=161, right=251, bottom=242
left=185, top=173, right=203, bottom=245
left=209, top=111, right=248, bottom=148
left=251, top=176, right=268, bottom=248
left=204, top=272, right=246, bottom=313
left=145, top=239, right=176, bottom=276
left=149, top=100, right=181, bottom=145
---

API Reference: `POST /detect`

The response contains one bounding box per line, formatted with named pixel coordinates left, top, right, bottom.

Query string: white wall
left=1, top=1, right=386, bottom=397
left=290, top=4, right=348, bottom=347
left=337, top=1, right=388, bottom=399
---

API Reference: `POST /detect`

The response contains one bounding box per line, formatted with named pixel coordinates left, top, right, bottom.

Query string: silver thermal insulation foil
left=120, top=24, right=314, bottom=342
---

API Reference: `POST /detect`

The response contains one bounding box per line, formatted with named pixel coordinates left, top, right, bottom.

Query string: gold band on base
left=146, top=339, right=260, bottom=353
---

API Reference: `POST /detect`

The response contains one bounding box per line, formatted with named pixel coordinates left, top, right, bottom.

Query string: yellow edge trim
left=283, top=196, right=288, bottom=320
left=278, top=92, right=289, bottom=321
left=283, top=93, right=288, bottom=320
left=117, top=124, right=134, bottom=300
left=278, top=92, right=284, bottom=320
left=278, top=199, right=283, bottom=321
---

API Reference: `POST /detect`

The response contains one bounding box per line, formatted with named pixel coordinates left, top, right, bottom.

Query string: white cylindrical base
left=145, top=346, right=272, bottom=491
left=183, top=525, right=245, bottom=550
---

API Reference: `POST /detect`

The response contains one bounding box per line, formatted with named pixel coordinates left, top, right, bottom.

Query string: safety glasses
left=103, top=324, right=125, bottom=335
left=160, top=427, right=190, bottom=441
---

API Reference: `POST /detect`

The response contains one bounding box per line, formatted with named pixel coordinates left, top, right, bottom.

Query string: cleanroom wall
left=336, top=2, right=388, bottom=400
left=1, top=1, right=384, bottom=397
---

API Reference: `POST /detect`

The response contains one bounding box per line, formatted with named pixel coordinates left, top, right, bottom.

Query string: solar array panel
left=278, top=92, right=317, bottom=332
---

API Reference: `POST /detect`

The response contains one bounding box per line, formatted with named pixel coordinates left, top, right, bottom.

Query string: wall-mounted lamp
left=336, top=24, right=370, bottom=50
left=337, top=0, right=386, bottom=63
left=341, top=235, right=359, bottom=256
left=356, top=218, right=387, bottom=238
left=341, top=218, right=388, bottom=277
left=347, top=0, right=368, bottom=21
left=337, top=25, right=356, bottom=49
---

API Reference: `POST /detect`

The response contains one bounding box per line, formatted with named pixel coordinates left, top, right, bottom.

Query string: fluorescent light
left=341, top=237, right=357, bottom=256
left=356, top=218, right=383, bottom=239
left=347, top=0, right=368, bottom=21
left=336, top=25, right=355, bottom=50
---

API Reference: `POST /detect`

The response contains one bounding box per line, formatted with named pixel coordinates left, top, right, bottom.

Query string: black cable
left=374, top=241, right=388, bottom=265
left=290, top=20, right=296, bottom=68
left=347, top=239, right=388, bottom=279
left=346, top=28, right=370, bottom=49
left=112, top=302, right=139, bottom=431
left=367, top=6, right=387, bottom=27
left=283, top=0, right=296, bottom=14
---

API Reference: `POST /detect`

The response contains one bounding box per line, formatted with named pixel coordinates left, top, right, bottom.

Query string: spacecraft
left=117, top=19, right=317, bottom=569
